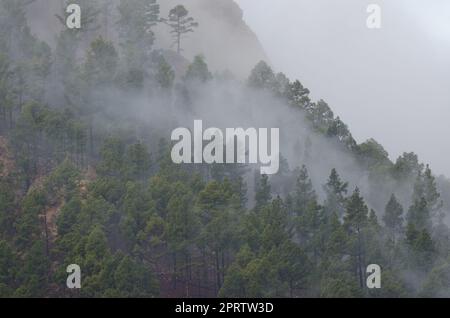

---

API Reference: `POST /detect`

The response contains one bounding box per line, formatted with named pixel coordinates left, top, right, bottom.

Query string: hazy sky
left=236, top=0, right=450, bottom=176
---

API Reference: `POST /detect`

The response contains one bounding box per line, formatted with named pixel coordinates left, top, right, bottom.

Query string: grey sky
left=236, top=0, right=450, bottom=177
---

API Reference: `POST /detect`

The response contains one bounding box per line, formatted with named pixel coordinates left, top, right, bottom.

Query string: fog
left=236, top=0, right=450, bottom=177
left=27, top=0, right=267, bottom=79
left=2, top=0, right=449, bottom=297
left=19, top=0, right=449, bottom=212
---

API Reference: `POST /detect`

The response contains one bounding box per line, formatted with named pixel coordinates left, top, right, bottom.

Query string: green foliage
left=405, top=222, right=435, bottom=270
left=84, top=37, right=118, bottom=87
left=113, top=255, right=158, bottom=297
left=117, top=0, right=160, bottom=68
left=383, top=194, right=404, bottom=244
left=413, top=165, right=443, bottom=216
left=344, top=188, right=369, bottom=288
left=286, top=80, right=311, bottom=108
left=166, top=4, right=199, bottom=54
left=323, top=168, right=348, bottom=217
left=0, top=4, right=449, bottom=299
left=254, top=174, right=271, bottom=211
left=344, top=188, right=369, bottom=233
left=0, top=240, right=17, bottom=296
left=421, top=260, right=450, bottom=297
left=248, top=61, right=276, bottom=90
left=293, top=166, right=317, bottom=215
left=15, top=240, right=49, bottom=297
left=152, top=53, right=175, bottom=91
left=408, top=197, right=432, bottom=232
left=184, top=55, right=212, bottom=83
left=393, top=152, right=423, bottom=181
left=319, top=274, right=362, bottom=298
left=0, top=177, right=15, bottom=238
left=357, top=138, right=391, bottom=169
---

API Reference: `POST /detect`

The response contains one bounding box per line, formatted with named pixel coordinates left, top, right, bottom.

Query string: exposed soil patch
left=45, top=203, right=62, bottom=240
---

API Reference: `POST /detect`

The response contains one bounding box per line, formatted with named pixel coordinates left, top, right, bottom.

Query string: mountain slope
left=27, top=0, right=268, bottom=78
left=1, top=0, right=450, bottom=299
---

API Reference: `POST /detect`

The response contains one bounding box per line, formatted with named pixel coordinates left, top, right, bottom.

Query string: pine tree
left=383, top=194, right=404, bottom=244
left=165, top=5, right=199, bottom=54
left=413, top=165, right=443, bottom=218
left=15, top=240, right=49, bottom=297
left=276, top=241, right=310, bottom=297
left=393, top=152, right=423, bottom=181
left=0, top=240, right=17, bottom=296
left=84, top=37, right=118, bottom=87
left=152, top=52, right=175, bottom=91
left=184, top=55, right=212, bottom=83
left=166, top=182, right=198, bottom=294
left=405, top=194, right=436, bottom=271
left=197, top=180, right=240, bottom=293
left=248, top=61, right=276, bottom=90
left=0, top=177, right=15, bottom=238
left=407, top=197, right=432, bottom=232
left=310, top=100, right=335, bottom=131
left=0, top=54, right=14, bottom=129
left=297, top=199, right=324, bottom=259
left=406, top=223, right=435, bottom=271
left=113, top=255, right=158, bottom=297
left=55, top=0, right=101, bottom=76
left=254, top=174, right=271, bottom=211
left=323, top=168, right=348, bottom=218
left=293, top=165, right=317, bottom=216
left=344, top=187, right=369, bottom=288
left=117, top=0, right=160, bottom=68
left=97, top=137, right=126, bottom=177
left=286, top=79, right=311, bottom=108
left=125, top=142, right=152, bottom=181
left=260, top=197, right=291, bottom=251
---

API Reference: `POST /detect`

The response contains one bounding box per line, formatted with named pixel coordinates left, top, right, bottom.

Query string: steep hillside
left=27, top=0, right=268, bottom=78
left=155, top=0, right=268, bottom=78
left=1, top=0, right=450, bottom=299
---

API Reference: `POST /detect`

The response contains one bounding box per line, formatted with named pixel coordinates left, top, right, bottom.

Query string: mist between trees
left=0, top=0, right=450, bottom=298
